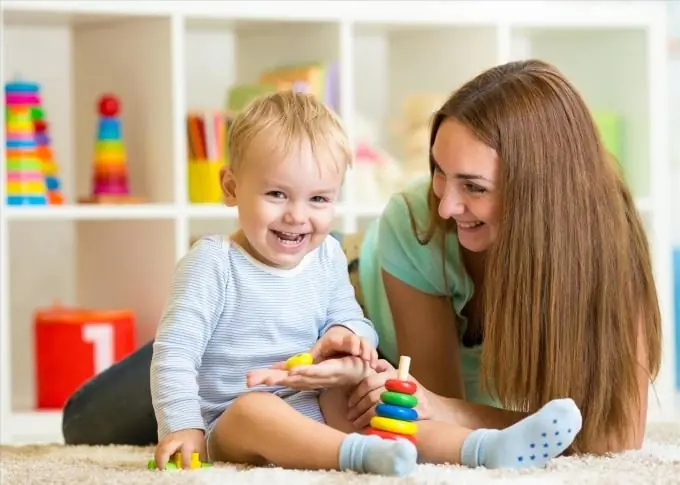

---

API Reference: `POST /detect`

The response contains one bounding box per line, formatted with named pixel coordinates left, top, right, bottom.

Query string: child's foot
left=339, top=433, right=417, bottom=476
left=461, top=398, right=582, bottom=469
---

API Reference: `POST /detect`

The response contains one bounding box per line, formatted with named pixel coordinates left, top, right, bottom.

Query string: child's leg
left=208, top=391, right=417, bottom=476
left=417, top=398, right=582, bottom=469
left=318, top=387, right=357, bottom=433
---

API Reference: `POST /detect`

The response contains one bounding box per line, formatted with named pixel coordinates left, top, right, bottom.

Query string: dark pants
left=62, top=340, right=158, bottom=445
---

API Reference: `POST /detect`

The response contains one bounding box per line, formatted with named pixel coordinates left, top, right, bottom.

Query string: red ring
left=364, top=427, right=417, bottom=444
left=385, top=379, right=417, bottom=395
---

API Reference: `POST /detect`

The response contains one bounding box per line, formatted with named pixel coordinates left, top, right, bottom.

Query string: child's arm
left=150, top=237, right=228, bottom=439
left=321, top=237, right=379, bottom=347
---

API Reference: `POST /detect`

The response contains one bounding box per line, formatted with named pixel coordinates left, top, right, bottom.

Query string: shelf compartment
left=183, top=18, right=341, bottom=115
left=351, top=23, right=499, bottom=208
left=3, top=12, right=176, bottom=207
left=510, top=26, right=650, bottom=199
left=6, top=219, right=176, bottom=415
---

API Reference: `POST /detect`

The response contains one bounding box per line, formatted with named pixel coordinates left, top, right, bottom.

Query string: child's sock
left=461, top=398, right=582, bottom=469
left=338, top=433, right=417, bottom=476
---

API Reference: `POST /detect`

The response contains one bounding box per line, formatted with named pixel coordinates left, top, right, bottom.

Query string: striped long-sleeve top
left=149, top=234, right=379, bottom=439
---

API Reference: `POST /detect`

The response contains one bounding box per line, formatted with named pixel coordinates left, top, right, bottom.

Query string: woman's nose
left=438, top=190, right=465, bottom=220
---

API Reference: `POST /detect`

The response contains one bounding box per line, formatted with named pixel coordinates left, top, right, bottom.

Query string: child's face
left=223, top=135, right=344, bottom=269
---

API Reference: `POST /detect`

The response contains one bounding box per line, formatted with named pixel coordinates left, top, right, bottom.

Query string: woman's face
left=431, top=118, right=500, bottom=253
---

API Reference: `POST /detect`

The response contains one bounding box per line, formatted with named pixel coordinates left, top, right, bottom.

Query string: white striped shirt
left=150, top=235, right=378, bottom=439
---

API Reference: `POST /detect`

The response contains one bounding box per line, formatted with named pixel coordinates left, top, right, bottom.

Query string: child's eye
left=266, top=191, right=286, bottom=199
left=310, top=196, right=330, bottom=203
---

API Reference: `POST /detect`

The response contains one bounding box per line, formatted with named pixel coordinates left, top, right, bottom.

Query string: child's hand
left=246, top=367, right=289, bottom=388
left=310, top=326, right=378, bottom=368
left=153, top=428, right=206, bottom=470
left=247, top=356, right=374, bottom=390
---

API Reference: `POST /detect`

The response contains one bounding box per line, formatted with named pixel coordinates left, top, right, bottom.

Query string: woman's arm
left=588, top=319, right=649, bottom=453
left=382, top=268, right=527, bottom=424
left=382, top=270, right=464, bottom=398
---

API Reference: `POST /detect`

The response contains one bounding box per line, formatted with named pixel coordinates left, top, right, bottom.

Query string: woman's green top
left=358, top=176, right=498, bottom=406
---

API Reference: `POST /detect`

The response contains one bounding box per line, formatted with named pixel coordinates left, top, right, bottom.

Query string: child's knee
left=230, top=391, right=282, bottom=417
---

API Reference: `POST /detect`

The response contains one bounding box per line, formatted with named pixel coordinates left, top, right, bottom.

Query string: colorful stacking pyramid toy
left=91, top=94, right=129, bottom=198
left=34, top=105, right=63, bottom=204
left=365, top=356, right=418, bottom=444
left=5, top=81, right=47, bottom=205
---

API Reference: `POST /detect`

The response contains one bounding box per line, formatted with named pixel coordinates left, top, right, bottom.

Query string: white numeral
left=82, top=323, right=114, bottom=373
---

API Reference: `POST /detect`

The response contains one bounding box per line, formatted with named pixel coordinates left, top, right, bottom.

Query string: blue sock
left=338, top=433, right=417, bottom=476
left=461, top=398, right=582, bottom=469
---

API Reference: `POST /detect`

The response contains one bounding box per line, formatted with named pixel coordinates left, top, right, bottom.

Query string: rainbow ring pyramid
left=5, top=81, right=47, bottom=205
left=365, top=356, right=418, bottom=444
left=92, top=94, right=129, bottom=198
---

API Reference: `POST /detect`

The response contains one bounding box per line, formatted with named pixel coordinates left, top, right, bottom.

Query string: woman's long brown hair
left=412, top=59, right=661, bottom=452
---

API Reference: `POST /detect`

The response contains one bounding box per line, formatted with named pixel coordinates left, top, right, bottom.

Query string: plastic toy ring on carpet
left=364, top=427, right=417, bottom=444
left=370, top=416, right=418, bottom=436
left=380, top=391, right=418, bottom=408
left=286, top=352, right=313, bottom=369
left=376, top=403, right=419, bottom=421
left=385, top=379, right=417, bottom=395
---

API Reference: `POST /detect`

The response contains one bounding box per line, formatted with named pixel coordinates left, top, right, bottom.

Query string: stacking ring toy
left=286, top=352, right=313, bottom=369
left=376, top=403, right=418, bottom=421
left=370, top=416, right=418, bottom=436
left=365, top=427, right=417, bottom=444
left=381, top=391, right=418, bottom=408
left=385, top=379, right=417, bottom=395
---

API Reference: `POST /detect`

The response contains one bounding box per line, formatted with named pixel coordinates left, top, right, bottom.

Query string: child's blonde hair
left=227, top=90, right=352, bottom=173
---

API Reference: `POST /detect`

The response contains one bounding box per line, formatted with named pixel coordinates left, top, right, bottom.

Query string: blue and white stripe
left=150, top=234, right=378, bottom=439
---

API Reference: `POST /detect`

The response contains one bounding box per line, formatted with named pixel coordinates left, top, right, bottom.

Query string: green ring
left=381, top=391, right=418, bottom=408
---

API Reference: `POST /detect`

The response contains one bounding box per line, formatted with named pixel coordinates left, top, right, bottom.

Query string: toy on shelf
left=33, top=97, right=64, bottom=204
left=186, top=111, right=230, bottom=204
left=148, top=452, right=212, bottom=471
left=392, top=93, right=446, bottom=180
left=80, top=94, right=144, bottom=204
left=34, top=302, right=136, bottom=409
left=5, top=80, right=48, bottom=206
left=365, top=355, right=418, bottom=444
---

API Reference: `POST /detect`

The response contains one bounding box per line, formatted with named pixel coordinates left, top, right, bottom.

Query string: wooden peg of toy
left=397, top=355, right=411, bottom=381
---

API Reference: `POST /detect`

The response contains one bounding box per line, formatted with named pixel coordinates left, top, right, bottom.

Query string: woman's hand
left=346, top=359, right=433, bottom=429
left=247, top=356, right=373, bottom=390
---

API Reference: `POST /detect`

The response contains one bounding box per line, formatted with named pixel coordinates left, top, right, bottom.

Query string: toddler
left=150, top=90, right=583, bottom=476
left=150, top=90, right=417, bottom=476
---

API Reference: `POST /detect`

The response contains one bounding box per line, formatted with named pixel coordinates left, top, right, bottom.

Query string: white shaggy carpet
left=1, top=422, right=679, bottom=484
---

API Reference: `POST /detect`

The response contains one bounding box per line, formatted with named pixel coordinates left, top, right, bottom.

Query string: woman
left=348, top=58, right=661, bottom=454
left=62, top=59, right=661, bottom=455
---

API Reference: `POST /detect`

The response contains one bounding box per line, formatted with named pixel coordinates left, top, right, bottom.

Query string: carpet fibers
left=2, top=422, right=679, bottom=484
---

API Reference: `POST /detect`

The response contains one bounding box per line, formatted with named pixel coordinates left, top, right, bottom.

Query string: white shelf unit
left=0, top=0, right=674, bottom=444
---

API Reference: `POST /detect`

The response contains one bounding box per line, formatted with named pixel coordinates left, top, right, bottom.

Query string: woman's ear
left=220, top=166, right=238, bottom=206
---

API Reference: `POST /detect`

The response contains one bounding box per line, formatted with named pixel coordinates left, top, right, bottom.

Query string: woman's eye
left=266, top=191, right=286, bottom=199
left=465, top=183, right=486, bottom=194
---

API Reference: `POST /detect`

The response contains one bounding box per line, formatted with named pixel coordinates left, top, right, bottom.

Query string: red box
left=34, top=305, right=136, bottom=409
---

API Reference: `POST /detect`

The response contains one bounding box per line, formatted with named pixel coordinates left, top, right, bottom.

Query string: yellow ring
left=286, top=352, right=313, bottom=369
left=370, top=416, right=418, bottom=436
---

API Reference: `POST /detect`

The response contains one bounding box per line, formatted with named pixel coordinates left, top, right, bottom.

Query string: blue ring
left=376, top=403, right=418, bottom=422
left=5, top=81, right=38, bottom=93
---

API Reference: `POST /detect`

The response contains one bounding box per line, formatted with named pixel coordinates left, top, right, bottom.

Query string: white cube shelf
left=0, top=0, right=674, bottom=444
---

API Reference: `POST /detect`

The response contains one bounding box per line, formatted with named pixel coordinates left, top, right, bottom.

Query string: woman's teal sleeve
left=377, top=189, right=449, bottom=296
